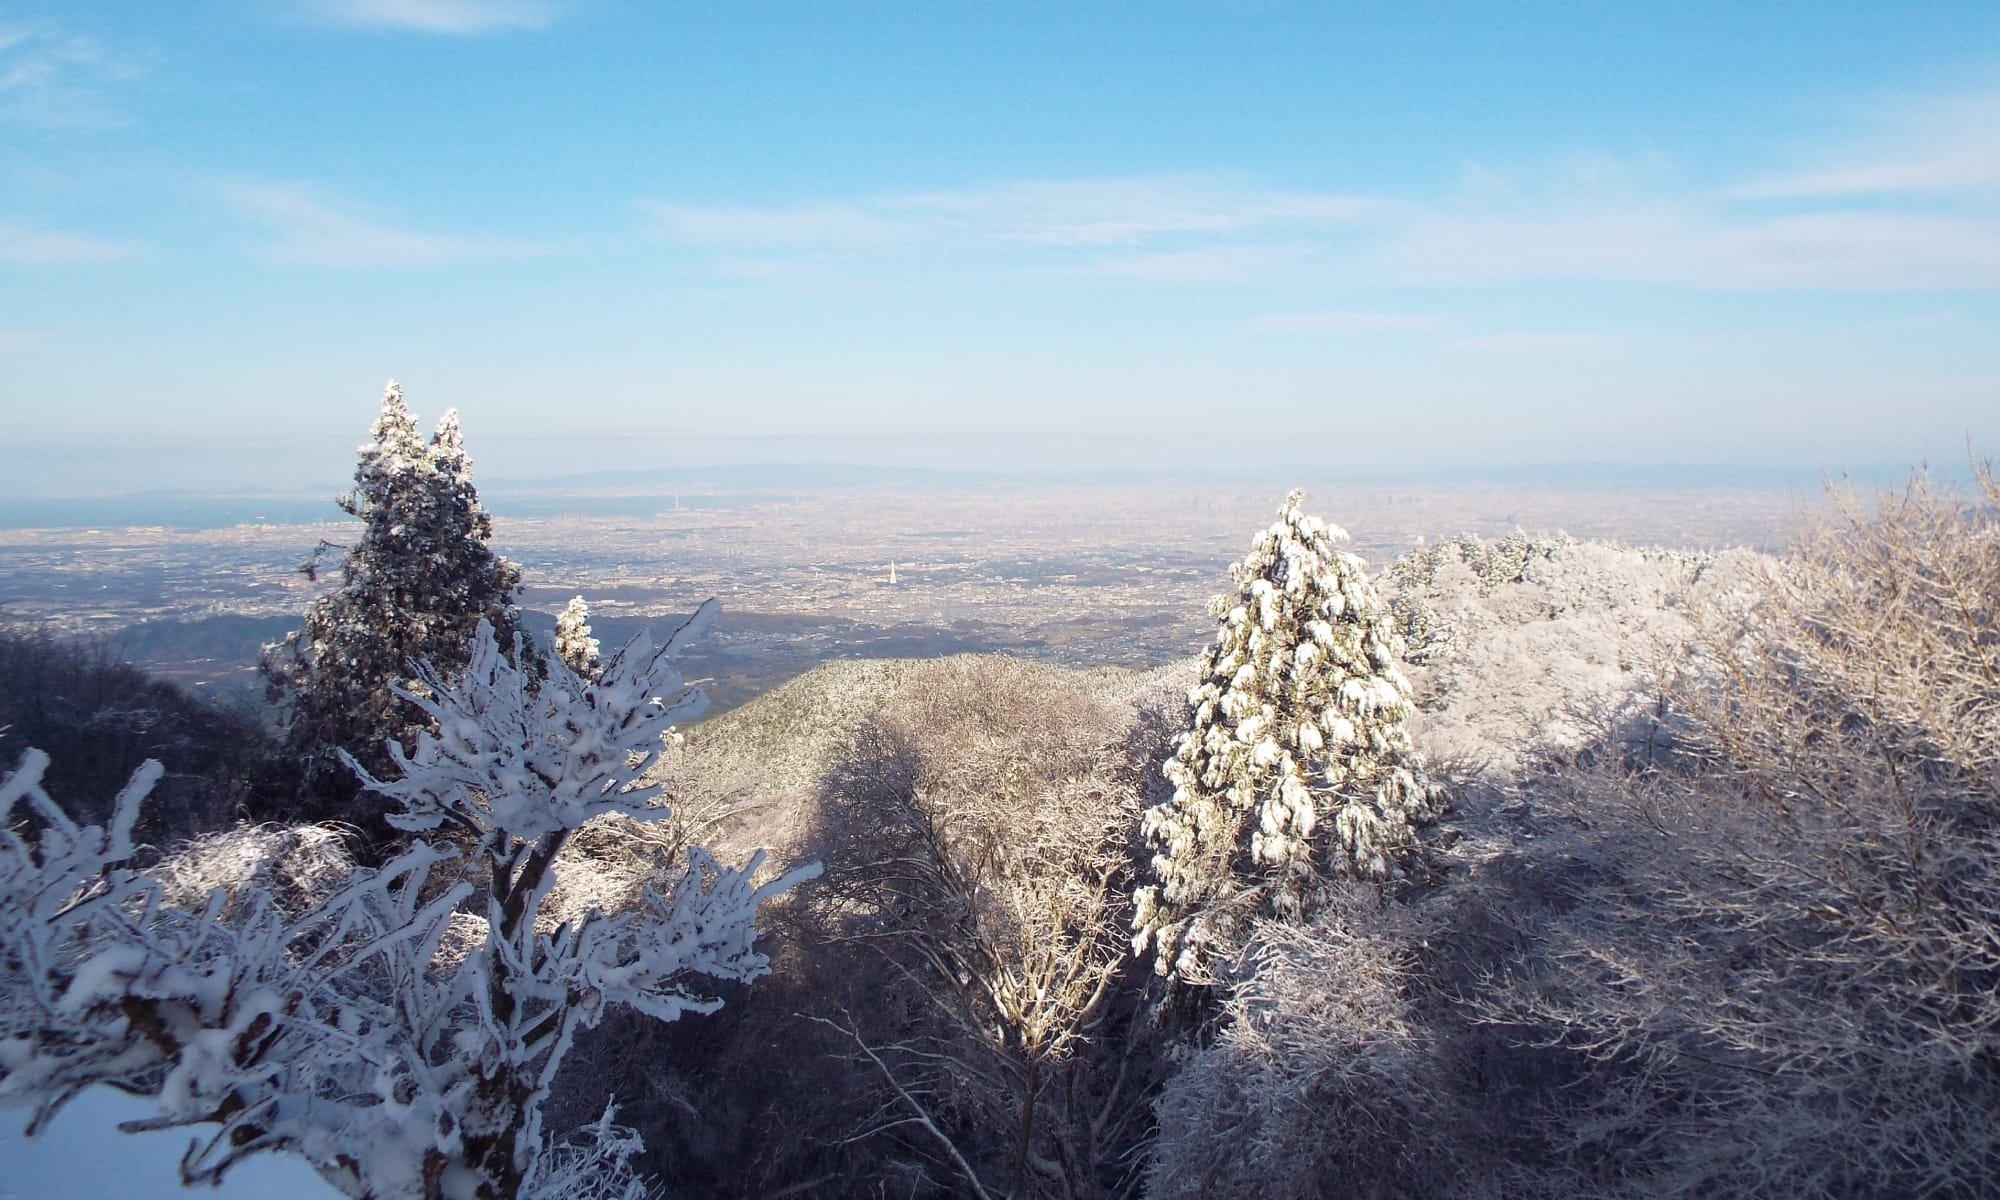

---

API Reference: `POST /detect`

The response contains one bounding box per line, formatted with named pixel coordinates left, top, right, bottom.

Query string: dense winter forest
left=5, top=386, right=1998, bottom=1199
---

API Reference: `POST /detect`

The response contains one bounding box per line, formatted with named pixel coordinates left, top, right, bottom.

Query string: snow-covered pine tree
left=553, top=595, right=601, bottom=678
left=262, top=382, right=528, bottom=802
left=1134, top=489, right=1438, bottom=982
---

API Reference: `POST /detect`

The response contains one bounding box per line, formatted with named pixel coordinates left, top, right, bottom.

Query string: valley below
left=0, top=478, right=1809, bottom=712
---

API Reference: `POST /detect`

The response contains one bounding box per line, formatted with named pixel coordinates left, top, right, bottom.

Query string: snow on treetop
left=1135, top=488, right=1438, bottom=982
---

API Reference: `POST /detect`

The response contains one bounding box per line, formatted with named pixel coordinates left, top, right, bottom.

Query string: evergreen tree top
left=263, top=382, right=528, bottom=811
left=431, top=408, right=472, bottom=482
left=1136, top=488, right=1438, bottom=982
left=366, top=380, right=421, bottom=458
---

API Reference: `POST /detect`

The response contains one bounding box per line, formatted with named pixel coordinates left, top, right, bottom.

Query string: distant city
left=0, top=478, right=1815, bottom=713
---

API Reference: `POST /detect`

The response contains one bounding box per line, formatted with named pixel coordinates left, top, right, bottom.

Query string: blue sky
left=3, top=1, right=1999, bottom=493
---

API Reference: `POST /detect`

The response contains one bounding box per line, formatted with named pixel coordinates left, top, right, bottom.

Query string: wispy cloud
left=648, top=177, right=1372, bottom=249
left=910, top=178, right=1369, bottom=246
left=1380, top=202, right=2000, bottom=291
left=292, top=0, right=560, bottom=34
left=1255, top=311, right=1444, bottom=333
left=643, top=81, right=2000, bottom=296
left=1364, top=84, right=2000, bottom=291
left=648, top=202, right=893, bottom=247
left=644, top=176, right=1369, bottom=287
left=1068, top=243, right=1302, bottom=283
left=1879, top=311, right=1966, bottom=331
left=0, top=22, right=145, bottom=131
left=0, top=218, right=138, bottom=263
left=1451, top=331, right=1630, bottom=352
left=1738, top=88, right=2000, bottom=199
left=226, top=181, right=548, bottom=267
left=656, top=176, right=1376, bottom=248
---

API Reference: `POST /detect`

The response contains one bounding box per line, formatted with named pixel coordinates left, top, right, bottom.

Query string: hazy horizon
left=0, top=425, right=1968, bottom=510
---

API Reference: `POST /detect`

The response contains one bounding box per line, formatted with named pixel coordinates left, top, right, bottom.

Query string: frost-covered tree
left=1390, top=536, right=1720, bottom=777
left=1385, top=531, right=1576, bottom=664
left=262, top=382, right=528, bottom=797
left=1147, top=887, right=1451, bottom=1200
left=0, top=608, right=816, bottom=1200
left=553, top=596, right=600, bottom=678
left=1485, top=468, right=2000, bottom=1197
left=1134, top=490, right=1436, bottom=982
left=806, top=658, right=1150, bottom=1197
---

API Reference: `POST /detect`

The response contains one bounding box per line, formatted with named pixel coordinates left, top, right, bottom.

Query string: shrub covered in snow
left=1150, top=470, right=2000, bottom=1199
left=1385, top=531, right=1575, bottom=665
left=1385, top=535, right=1737, bottom=777
left=1146, top=886, right=1452, bottom=1200
left=1480, top=469, right=2000, bottom=1197
left=1, top=610, right=814, bottom=1200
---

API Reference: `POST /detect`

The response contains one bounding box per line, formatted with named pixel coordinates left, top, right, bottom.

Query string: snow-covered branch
left=1, top=607, right=815, bottom=1200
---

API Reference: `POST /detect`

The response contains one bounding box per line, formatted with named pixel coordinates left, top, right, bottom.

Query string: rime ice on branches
left=0, top=611, right=816, bottom=1200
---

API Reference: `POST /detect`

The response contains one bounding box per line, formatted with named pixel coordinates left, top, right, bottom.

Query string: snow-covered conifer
left=553, top=595, right=601, bottom=678
left=1134, top=490, right=1437, bottom=982
left=1, top=608, right=816, bottom=1199
left=262, top=382, right=528, bottom=797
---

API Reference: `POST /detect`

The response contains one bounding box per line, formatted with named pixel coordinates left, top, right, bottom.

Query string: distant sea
left=0, top=459, right=1938, bottom=531
left=0, top=491, right=746, bottom=531
left=0, top=495, right=340, bottom=530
